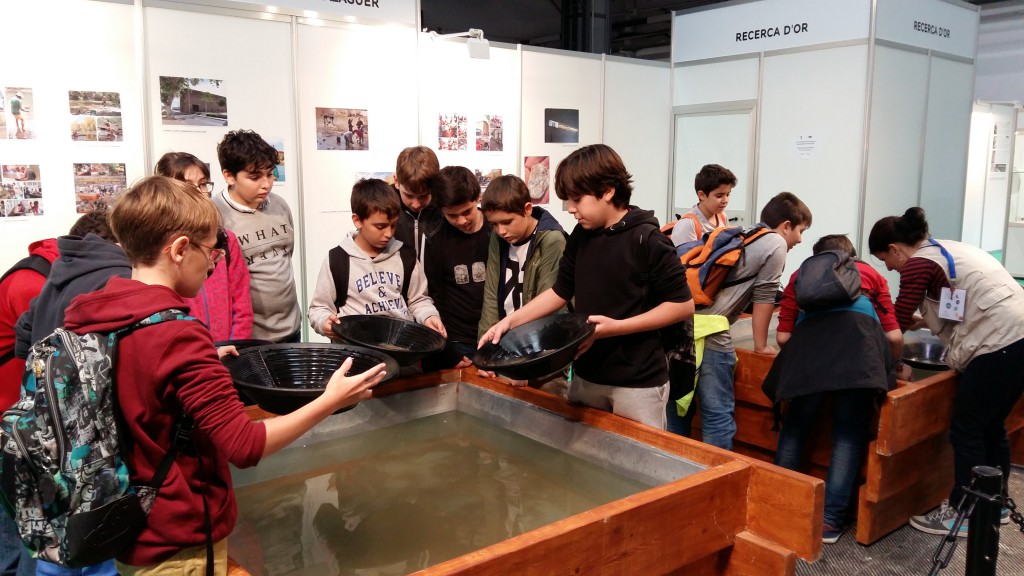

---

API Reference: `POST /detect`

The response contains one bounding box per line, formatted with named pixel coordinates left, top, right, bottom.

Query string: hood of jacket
left=26, top=238, right=60, bottom=263
left=604, top=207, right=660, bottom=235
left=532, top=206, right=564, bottom=234
left=51, top=234, right=131, bottom=292
left=64, top=276, right=189, bottom=334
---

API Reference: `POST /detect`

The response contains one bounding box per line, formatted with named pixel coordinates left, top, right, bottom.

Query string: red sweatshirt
left=0, top=238, right=59, bottom=410
left=777, top=260, right=900, bottom=334
left=63, top=276, right=266, bottom=567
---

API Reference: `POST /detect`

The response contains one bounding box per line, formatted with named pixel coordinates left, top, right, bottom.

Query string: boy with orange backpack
left=669, top=192, right=811, bottom=448
left=669, top=164, right=734, bottom=247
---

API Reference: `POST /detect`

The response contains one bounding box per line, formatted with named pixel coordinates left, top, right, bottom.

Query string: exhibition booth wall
left=0, top=0, right=670, bottom=341
left=671, top=0, right=979, bottom=278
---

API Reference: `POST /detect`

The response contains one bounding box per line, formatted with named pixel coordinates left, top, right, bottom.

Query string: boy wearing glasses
left=214, top=130, right=301, bottom=343
left=156, top=151, right=253, bottom=343
left=57, top=176, right=386, bottom=574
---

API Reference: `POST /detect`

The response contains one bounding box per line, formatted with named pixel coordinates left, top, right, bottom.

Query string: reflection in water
left=229, top=412, right=649, bottom=575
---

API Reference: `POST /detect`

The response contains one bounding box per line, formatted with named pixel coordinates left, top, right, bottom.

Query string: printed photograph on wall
left=69, top=91, right=123, bottom=142
left=269, top=138, right=286, bottom=182
left=159, top=77, right=228, bottom=127
left=544, top=108, right=579, bottom=144
left=4, top=87, right=35, bottom=140
left=316, top=108, right=369, bottom=151
left=2, top=199, right=43, bottom=218
left=523, top=156, right=550, bottom=204
left=438, top=113, right=467, bottom=151
left=474, top=168, right=502, bottom=190
left=1, top=165, right=43, bottom=218
left=73, top=163, right=126, bottom=213
left=354, top=172, right=395, bottom=186
left=476, top=115, right=503, bottom=151
left=0, top=94, right=6, bottom=139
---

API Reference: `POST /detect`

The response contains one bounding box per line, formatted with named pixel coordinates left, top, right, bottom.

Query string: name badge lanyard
left=928, top=238, right=957, bottom=285
left=929, top=238, right=965, bottom=322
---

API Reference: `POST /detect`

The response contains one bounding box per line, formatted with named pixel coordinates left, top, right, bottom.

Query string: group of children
left=3, top=127, right=988, bottom=574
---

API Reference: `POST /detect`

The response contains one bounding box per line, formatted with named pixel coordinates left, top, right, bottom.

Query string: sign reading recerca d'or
left=227, top=0, right=416, bottom=25
left=673, top=0, right=978, bottom=64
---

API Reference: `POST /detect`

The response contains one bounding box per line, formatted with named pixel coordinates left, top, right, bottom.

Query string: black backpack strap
left=399, top=244, right=416, bottom=302
left=329, top=246, right=349, bottom=309
left=0, top=349, right=16, bottom=369
left=0, top=254, right=51, bottom=285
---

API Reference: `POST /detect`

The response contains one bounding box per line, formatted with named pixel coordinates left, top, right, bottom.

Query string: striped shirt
left=894, top=257, right=949, bottom=330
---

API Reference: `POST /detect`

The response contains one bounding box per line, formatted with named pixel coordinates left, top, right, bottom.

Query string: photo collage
left=0, top=165, right=43, bottom=218
left=73, top=163, right=127, bottom=214
left=70, top=91, right=123, bottom=142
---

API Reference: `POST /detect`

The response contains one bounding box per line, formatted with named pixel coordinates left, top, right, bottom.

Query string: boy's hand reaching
left=217, top=345, right=239, bottom=359
left=324, top=357, right=387, bottom=410
left=322, top=315, right=340, bottom=339
left=478, top=317, right=512, bottom=348
left=575, top=315, right=620, bottom=358
left=424, top=315, right=447, bottom=338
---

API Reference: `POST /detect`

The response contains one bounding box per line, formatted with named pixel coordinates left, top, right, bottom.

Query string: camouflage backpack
left=0, top=309, right=198, bottom=567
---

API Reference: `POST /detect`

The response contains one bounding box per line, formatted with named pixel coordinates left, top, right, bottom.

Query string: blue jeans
left=35, top=560, right=118, bottom=576
left=695, top=348, right=737, bottom=450
left=0, top=512, right=35, bottom=576
left=773, top=389, right=875, bottom=528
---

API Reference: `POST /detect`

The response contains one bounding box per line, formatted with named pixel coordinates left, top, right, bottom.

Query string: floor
left=796, top=465, right=1024, bottom=575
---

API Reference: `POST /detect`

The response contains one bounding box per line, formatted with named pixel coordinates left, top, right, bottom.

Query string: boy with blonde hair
left=61, top=176, right=385, bottom=574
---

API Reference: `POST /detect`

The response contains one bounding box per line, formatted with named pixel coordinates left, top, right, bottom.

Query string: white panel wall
left=145, top=7, right=296, bottom=205
left=920, top=57, right=975, bottom=240
left=295, top=22, right=419, bottom=340
left=604, top=60, right=671, bottom=221
left=417, top=37, right=522, bottom=184
left=672, top=112, right=754, bottom=223
left=520, top=50, right=604, bottom=232
left=0, top=0, right=143, bottom=270
left=861, top=46, right=929, bottom=257
left=757, top=45, right=869, bottom=271
left=672, top=58, right=759, bottom=106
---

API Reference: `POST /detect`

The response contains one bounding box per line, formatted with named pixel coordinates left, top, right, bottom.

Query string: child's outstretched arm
left=262, top=358, right=386, bottom=457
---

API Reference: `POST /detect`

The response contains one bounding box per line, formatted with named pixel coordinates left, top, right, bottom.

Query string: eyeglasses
left=192, top=228, right=228, bottom=264
left=193, top=181, right=215, bottom=194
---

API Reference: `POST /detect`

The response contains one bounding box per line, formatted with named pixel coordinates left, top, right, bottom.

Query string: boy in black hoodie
left=479, top=145, right=694, bottom=428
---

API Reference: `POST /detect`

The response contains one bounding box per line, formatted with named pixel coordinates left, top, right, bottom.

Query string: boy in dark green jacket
left=477, top=175, right=566, bottom=341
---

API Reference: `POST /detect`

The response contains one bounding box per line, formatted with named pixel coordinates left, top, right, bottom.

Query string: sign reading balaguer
left=221, top=0, right=416, bottom=25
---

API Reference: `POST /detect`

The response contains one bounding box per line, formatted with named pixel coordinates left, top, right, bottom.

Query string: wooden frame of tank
left=727, top=347, right=1024, bottom=545
left=244, top=368, right=823, bottom=576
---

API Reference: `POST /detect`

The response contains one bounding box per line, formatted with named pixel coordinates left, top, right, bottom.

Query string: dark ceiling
left=421, top=0, right=1008, bottom=60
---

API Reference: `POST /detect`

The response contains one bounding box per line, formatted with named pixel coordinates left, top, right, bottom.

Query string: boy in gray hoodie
left=308, top=178, right=445, bottom=338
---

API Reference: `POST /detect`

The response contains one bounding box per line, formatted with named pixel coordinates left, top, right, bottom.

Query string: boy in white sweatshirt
left=308, top=178, right=446, bottom=338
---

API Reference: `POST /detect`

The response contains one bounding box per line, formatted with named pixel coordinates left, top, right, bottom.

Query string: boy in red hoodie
left=61, top=176, right=386, bottom=575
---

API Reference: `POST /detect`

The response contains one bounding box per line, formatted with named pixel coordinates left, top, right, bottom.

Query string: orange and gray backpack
left=676, top=224, right=774, bottom=307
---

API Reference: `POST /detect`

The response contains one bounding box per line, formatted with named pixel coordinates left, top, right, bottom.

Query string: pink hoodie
left=182, top=229, right=253, bottom=341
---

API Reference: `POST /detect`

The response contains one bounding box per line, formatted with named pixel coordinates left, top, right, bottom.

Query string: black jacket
left=14, top=234, right=132, bottom=357
left=552, top=207, right=690, bottom=387
left=762, top=308, right=896, bottom=405
left=393, top=186, right=444, bottom=261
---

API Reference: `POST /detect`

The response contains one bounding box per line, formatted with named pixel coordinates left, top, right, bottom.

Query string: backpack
left=0, top=254, right=52, bottom=367
left=677, top=224, right=774, bottom=307
left=659, top=213, right=689, bottom=236
left=328, top=244, right=416, bottom=309
left=0, top=309, right=199, bottom=567
left=793, top=250, right=862, bottom=311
